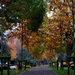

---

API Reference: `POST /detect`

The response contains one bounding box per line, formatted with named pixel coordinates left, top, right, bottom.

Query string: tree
left=4, top=0, right=45, bottom=31
left=0, top=31, right=10, bottom=56
left=30, top=43, right=45, bottom=60
left=6, top=38, right=18, bottom=59
left=37, top=0, right=73, bottom=60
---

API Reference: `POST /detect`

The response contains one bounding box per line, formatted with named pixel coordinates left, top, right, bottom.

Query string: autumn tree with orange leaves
left=37, top=0, right=75, bottom=60
left=7, top=24, right=45, bottom=60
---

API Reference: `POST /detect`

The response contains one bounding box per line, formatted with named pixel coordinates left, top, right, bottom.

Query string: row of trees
left=0, top=0, right=75, bottom=61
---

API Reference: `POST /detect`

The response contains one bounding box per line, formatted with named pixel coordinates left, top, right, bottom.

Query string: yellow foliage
left=54, top=1, right=60, bottom=5
left=65, top=10, right=71, bottom=14
left=62, top=7, right=66, bottom=10
left=70, top=27, right=72, bottom=29
left=10, top=50, right=17, bottom=60
left=54, top=22, right=59, bottom=26
left=46, top=37, right=51, bottom=40
left=15, top=30, right=20, bottom=34
left=5, top=22, right=9, bottom=26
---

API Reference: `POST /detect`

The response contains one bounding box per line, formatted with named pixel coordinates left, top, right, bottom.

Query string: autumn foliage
left=4, top=0, right=75, bottom=60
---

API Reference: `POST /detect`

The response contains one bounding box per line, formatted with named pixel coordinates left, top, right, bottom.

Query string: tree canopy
left=4, top=0, right=45, bottom=31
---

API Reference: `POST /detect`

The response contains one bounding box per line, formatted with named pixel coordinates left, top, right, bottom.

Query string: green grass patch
left=49, top=67, right=75, bottom=75
left=0, top=68, right=31, bottom=75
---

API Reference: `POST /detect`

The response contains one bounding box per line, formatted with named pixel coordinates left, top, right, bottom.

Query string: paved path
left=17, top=67, right=58, bottom=75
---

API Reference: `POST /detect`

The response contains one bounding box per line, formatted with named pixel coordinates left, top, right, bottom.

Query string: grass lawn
left=0, top=68, right=31, bottom=75
left=49, top=67, right=75, bottom=75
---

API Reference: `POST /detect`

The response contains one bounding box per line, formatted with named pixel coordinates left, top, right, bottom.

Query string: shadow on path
left=17, top=67, right=58, bottom=75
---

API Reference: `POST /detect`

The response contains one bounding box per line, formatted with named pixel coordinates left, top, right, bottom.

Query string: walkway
left=17, top=66, right=58, bottom=75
